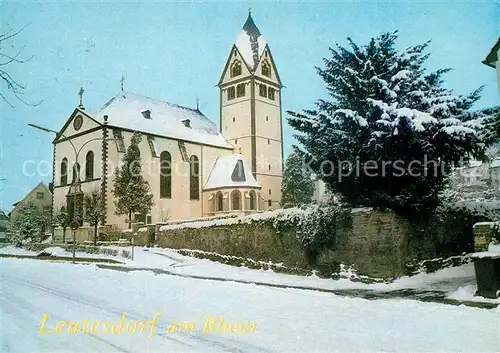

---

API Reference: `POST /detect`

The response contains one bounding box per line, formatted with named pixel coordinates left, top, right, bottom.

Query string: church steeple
left=233, top=12, right=267, bottom=71
left=242, top=11, right=261, bottom=37
left=218, top=11, right=284, bottom=211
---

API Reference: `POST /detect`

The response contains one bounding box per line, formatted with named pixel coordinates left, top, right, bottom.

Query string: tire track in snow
left=3, top=274, right=272, bottom=353
left=1, top=282, right=130, bottom=353
left=2, top=274, right=194, bottom=352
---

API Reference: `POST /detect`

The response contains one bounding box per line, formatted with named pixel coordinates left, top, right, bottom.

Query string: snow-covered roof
left=204, top=154, right=260, bottom=190
left=91, top=91, right=232, bottom=149
left=234, top=13, right=267, bottom=70
left=490, top=159, right=500, bottom=169
left=482, top=38, right=500, bottom=68
left=0, top=210, right=8, bottom=221
left=467, top=160, right=483, bottom=168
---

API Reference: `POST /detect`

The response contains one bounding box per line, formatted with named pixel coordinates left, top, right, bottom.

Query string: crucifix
left=78, top=87, right=84, bottom=107
left=120, top=75, right=125, bottom=91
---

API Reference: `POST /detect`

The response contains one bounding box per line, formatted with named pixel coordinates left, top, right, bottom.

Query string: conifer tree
left=288, top=31, right=499, bottom=218
left=112, top=132, right=154, bottom=228
left=9, top=202, right=48, bottom=245
left=281, top=151, right=315, bottom=208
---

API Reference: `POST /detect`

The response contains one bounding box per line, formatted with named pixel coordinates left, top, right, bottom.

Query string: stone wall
left=53, top=226, right=95, bottom=243
left=319, top=211, right=408, bottom=278
left=157, top=210, right=409, bottom=279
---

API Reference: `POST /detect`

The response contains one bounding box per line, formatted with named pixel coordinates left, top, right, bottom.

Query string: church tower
left=218, top=12, right=284, bottom=210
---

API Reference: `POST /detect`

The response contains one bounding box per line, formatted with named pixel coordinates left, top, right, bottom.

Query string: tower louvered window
left=236, top=83, right=245, bottom=97
left=231, top=60, right=242, bottom=77
left=268, top=87, right=275, bottom=101
left=228, top=86, right=236, bottom=100
left=259, top=84, right=267, bottom=98
left=261, top=60, right=271, bottom=78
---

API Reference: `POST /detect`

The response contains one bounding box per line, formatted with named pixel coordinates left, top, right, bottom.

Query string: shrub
left=121, top=250, right=132, bottom=259
left=272, top=195, right=352, bottom=265
left=99, top=230, right=126, bottom=242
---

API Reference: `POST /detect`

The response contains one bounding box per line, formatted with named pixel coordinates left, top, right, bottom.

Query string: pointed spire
left=120, top=75, right=125, bottom=91
left=242, top=10, right=261, bottom=37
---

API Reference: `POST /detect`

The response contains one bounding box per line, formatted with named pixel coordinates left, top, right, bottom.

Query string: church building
left=51, top=13, right=284, bottom=229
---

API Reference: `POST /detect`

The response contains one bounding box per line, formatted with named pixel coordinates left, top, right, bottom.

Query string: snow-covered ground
left=0, top=244, right=495, bottom=302
left=1, top=258, right=499, bottom=353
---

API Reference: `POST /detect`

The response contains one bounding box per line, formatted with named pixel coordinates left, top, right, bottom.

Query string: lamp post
left=28, top=122, right=114, bottom=261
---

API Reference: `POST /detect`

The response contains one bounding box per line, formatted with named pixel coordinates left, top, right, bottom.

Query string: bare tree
left=83, top=190, right=106, bottom=247
left=54, top=208, right=71, bottom=243
left=159, top=208, right=171, bottom=222
left=0, top=24, right=41, bottom=107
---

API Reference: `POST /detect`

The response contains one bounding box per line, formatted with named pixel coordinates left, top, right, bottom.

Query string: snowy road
left=1, top=258, right=499, bottom=352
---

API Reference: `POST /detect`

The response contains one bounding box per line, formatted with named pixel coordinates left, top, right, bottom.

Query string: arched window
left=236, top=83, right=245, bottom=97
left=231, top=60, right=242, bottom=77
left=216, top=191, right=224, bottom=212
left=227, top=86, right=236, bottom=100
left=160, top=151, right=172, bottom=198
left=60, top=158, right=68, bottom=186
left=231, top=190, right=241, bottom=210
left=259, top=84, right=267, bottom=98
left=261, top=60, right=271, bottom=78
left=72, top=163, right=81, bottom=183
left=249, top=190, right=256, bottom=210
left=85, top=151, right=94, bottom=181
left=189, top=155, right=200, bottom=200
left=268, top=87, right=275, bottom=101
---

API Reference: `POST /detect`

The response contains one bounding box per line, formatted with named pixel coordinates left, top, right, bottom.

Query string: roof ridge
left=100, top=91, right=200, bottom=114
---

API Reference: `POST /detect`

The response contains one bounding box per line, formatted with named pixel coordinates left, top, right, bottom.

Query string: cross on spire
left=196, top=96, right=200, bottom=111
left=78, top=87, right=85, bottom=107
left=120, top=75, right=125, bottom=91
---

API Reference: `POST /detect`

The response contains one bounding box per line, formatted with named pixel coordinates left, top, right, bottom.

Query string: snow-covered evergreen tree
left=112, top=132, right=154, bottom=228
left=281, top=151, right=315, bottom=208
left=9, top=202, right=49, bottom=245
left=288, top=31, right=499, bottom=218
left=84, top=190, right=106, bottom=246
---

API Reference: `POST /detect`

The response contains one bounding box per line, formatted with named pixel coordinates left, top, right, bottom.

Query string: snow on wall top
left=235, top=13, right=267, bottom=70
left=92, top=91, right=232, bottom=149
left=204, top=154, right=260, bottom=190
left=159, top=206, right=312, bottom=231
left=491, top=159, right=500, bottom=169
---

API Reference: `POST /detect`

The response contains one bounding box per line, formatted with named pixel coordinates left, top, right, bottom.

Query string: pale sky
left=0, top=0, right=498, bottom=212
